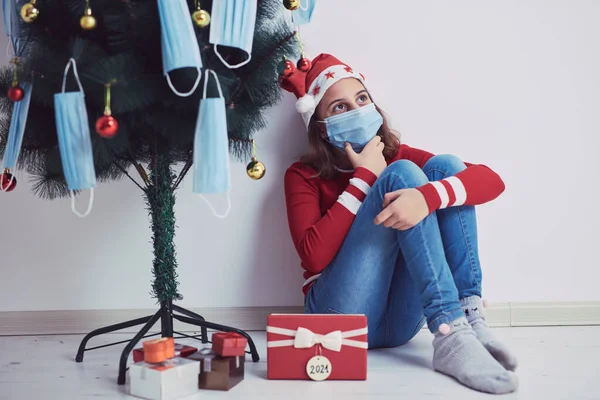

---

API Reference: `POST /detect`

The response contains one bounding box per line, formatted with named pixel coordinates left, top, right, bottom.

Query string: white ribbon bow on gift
left=266, top=325, right=368, bottom=351
left=294, top=327, right=343, bottom=352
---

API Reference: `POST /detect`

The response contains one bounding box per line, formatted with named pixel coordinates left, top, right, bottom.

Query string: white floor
left=0, top=326, right=598, bottom=400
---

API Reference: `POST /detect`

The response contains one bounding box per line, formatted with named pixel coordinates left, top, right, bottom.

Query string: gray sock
left=432, top=317, right=519, bottom=394
left=461, top=296, right=518, bottom=371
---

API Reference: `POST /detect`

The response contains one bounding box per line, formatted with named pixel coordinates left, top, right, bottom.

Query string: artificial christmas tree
left=0, top=0, right=299, bottom=385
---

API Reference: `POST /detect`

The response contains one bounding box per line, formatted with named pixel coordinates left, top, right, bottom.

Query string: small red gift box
left=133, top=343, right=197, bottom=363
left=267, top=314, right=368, bottom=381
left=211, top=332, right=247, bottom=357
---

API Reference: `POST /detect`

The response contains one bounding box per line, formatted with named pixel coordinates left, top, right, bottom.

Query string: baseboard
left=0, top=306, right=303, bottom=336
left=0, top=302, right=598, bottom=335
left=509, top=302, right=600, bottom=326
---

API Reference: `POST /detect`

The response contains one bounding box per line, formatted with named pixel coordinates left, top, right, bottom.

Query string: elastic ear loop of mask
left=202, top=69, right=223, bottom=99
left=166, top=67, right=202, bottom=97
left=298, top=0, right=309, bottom=11
left=213, top=44, right=252, bottom=69
left=63, top=59, right=95, bottom=218
left=197, top=69, right=231, bottom=219
left=198, top=193, right=231, bottom=219
left=62, top=58, right=84, bottom=92
left=70, top=188, right=95, bottom=218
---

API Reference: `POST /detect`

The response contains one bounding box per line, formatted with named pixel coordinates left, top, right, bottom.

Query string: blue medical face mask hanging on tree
left=54, top=59, right=96, bottom=218
left=319, top=103, right=384, bottom=153
left=209, top=0, right=258, bottom=69
left=193, top=69, right=232, bottom=218
left=157, top=0, right=203, bottom=96
left=292, top=0, right=316, bottom=25
left=2, top=0, right=20, bottom=37
left=1, top=81, right=32, bottom=192
left=2, top=0, right=29, bottom=191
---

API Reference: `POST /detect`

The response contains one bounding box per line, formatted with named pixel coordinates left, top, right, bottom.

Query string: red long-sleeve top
left=284, top=144, right=505, bottom=295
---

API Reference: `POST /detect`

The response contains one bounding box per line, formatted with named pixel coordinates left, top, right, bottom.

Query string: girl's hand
left=344, top=136, right=386, bottom=177
left=374, top=188, right=429, bottom=230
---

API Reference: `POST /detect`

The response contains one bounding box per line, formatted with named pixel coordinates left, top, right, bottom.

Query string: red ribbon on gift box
left=212, top=332, right=248, bottom=357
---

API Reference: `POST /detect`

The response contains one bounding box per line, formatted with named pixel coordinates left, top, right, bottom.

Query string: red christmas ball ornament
left=280, top=59, right=296, bottom=77
left=0, top=172, right=17, bottom=192
left=297, top=57, right=311, bottom=72
left=7, top=85, right=24, bottom=102
left=95, top=115, right=119, bottom=138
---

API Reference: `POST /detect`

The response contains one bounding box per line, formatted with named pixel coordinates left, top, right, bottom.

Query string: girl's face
left=315, top=78, right=373, bottom=121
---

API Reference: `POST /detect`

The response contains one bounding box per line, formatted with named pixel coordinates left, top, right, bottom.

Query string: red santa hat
left=280, top=53, right=366, bottom=127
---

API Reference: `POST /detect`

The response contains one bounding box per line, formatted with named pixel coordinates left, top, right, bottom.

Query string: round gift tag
left=306, top=355, right=332, bottom=381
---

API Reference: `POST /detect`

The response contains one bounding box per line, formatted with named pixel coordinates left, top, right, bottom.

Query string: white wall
left=0, top=1, right=598, bottom=312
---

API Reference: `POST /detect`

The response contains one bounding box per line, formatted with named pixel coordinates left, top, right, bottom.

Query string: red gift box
left=212, top=332, right=247, bottom=357
left=133, top=343, right=197, bottom=363
left=267, top=314, right=368, bottom=381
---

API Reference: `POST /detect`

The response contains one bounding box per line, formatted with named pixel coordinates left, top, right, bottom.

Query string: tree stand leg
left=172, top=304, right=208, bottom=344
left=74, top=303, right=260, bottom=385
left=75, top=314, right=156, bottom=362
left=118, top=308, right=163, bottom=385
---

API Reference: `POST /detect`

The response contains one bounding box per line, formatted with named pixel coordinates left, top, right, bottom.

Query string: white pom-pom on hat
left=295, top=94, right=316, bottom=114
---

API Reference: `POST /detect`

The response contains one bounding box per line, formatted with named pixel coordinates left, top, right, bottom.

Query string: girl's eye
left=357, top=94, right=369, bottom=103
left=332, top=103, right=346, bottom=113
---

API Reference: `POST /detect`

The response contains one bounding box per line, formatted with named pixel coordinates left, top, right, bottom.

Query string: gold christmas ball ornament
left=80, top=15, right=97, bottom=30
left=20, top=1, right=39, bottom=23
left=283, top=0, right=300, bottom=11
left=192, top=9, right=210, bottom=28
left=246, top=157, right=266, bottom=180
left=80, top=0, right=96, bottom=30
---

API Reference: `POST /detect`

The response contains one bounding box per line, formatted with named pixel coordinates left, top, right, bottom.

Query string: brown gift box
left=188, top=349, right=244, bottom=391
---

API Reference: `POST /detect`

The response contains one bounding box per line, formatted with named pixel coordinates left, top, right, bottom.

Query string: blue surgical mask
left=320, top=103, right=383, bottom=152
left=158, top=0, right=203, bottom=96
left=54, top=59, right=96, bottom=218
left=1, top=81, right=32, bottom=192
left=209, top=0, right=258, bottom=69
left=3, top=0, right=19, bottom=37
left=193, top=69, right=231, bottom=218
left=292, top=0, right=316, bottom=25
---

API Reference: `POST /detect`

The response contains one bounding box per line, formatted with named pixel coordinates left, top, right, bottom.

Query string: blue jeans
left=305, top=155, right=483, bottom=349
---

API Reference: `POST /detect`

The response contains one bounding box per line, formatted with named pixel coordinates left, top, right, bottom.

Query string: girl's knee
left=381, top=160, right=429, bottom=189
left=423, top=154, right=466, bottom=177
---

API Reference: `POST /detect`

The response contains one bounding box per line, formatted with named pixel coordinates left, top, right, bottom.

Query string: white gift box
left=129, top=357, right=200, bottom=400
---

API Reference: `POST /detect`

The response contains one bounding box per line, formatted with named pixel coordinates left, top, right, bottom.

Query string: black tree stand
left=75, top=145, right=260, bottom=385
left=75, top=300, right=260, bottom=385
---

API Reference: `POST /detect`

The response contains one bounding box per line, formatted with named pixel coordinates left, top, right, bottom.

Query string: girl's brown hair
left=300, top=104, right=400, bottom=179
